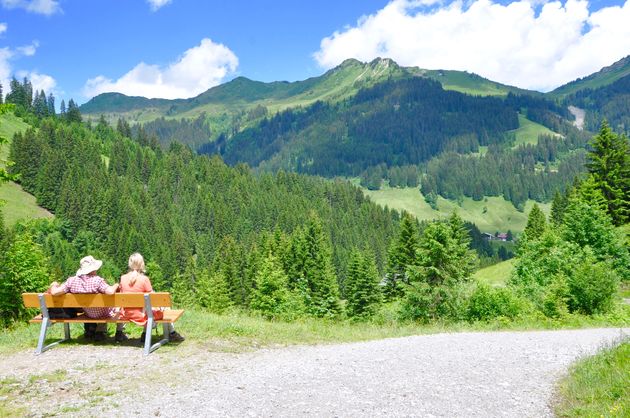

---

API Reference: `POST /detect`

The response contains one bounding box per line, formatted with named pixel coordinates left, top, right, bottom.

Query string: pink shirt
left=60, top=275, right=115, bottom=319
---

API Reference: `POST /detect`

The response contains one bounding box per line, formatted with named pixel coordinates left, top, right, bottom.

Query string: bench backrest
left=22, top=292, right=172, bottom=309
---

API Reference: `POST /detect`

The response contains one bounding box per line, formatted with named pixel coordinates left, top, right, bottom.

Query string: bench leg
left=64, top=323, right=71, bottom=340
left=144, top=317, right=154, bottom=356
left=36, top=317, right=50, bottom=355
left=36, top=321, right=72, bottom=355
left=163, top=323, right=170, bottom=341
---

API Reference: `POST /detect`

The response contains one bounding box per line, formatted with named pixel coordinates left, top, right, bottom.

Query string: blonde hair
left=127, top=253, right=146, bottom=286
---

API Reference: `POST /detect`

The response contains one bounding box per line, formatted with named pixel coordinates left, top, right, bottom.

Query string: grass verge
left=1, top=302, right=628, bottom=356
left=554, top=340, right=629, bottom=417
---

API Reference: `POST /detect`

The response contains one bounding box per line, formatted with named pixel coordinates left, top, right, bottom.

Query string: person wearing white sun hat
left=49, top=255, right=120, bottom=341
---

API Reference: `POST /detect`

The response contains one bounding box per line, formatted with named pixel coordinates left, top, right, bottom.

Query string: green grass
left=511, top=114, right=561, bottom=147
left=0, top=113, right=53, bottom=227
left=555, top=340, right=629, bottom=417
left=2, top=303, right=628, bottom=357
left=473, top=259, right=514, bottom=287
left=0, top=182, right=53, bottom=226
left=362, top=186, right=550, bottom=234
left=0, top=113, right=30, bottom=161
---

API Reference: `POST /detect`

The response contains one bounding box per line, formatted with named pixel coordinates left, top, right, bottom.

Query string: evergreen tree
left=23, top=77, right=33, bottom=110
left=66, top=99, right=82, bottom=123
left=345, top=249, right=382, bottom=319
left=550, top=190, right=568, bottom=226
left=586, top=120, right=630, bottom=225
left=409, top=213, right=477, bottom=287
left=384, top=213, right=419, bottom=299
left=47, top=93, right=55, bottom=116
left=0, top=81, right=3, bottom=104
left=146, top=260, right=167, bottom=291
left=299, top=214, right=341, bottom=317
left=60, top=99, right=66, bottom=115
left=523, top=204, right=547, bottom=241
left=250, top=253, right=299, bottom=320
left=196, top=269, right=233, bottom=313
left=171, top=257, right=197, bottom=307
left=6, top=78, right=26, bottom=108
left=561, top=196, right=630, bottom=280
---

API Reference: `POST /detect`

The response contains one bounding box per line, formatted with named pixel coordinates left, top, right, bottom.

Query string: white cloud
left=83, top=38, right=239, bottom=99
left=1, top=0, right=62, bottom=15
left=16, top=40, right=38, bottom=56
left=314, top=0, right=630, bottom=91
left=146, top=0, right=171, bottom=12
left=0, top=23, right=7, bottom=35
left=15, top=70, right=56, bottom=93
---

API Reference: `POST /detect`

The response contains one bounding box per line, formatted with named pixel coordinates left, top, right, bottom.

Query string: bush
left=467, top=283, right=527, bottom=321
left=399, top=282, right=468, bottom=323
left=567, top=253, right=618, bottom=315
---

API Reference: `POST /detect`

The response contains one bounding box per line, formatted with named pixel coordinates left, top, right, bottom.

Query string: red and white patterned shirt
left=60, top=275, right=115, bottom=319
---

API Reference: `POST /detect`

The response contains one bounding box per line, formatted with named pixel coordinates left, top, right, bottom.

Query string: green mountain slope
left=551, top=55, right=630, bottom=98
left=0, top=113, right=54, bottom=226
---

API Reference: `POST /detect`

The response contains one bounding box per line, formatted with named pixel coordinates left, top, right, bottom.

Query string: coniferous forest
left=0, top=72, right=629, bottom=329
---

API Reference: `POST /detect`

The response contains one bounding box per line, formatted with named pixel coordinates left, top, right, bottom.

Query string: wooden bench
left=21, top=292, right=184, bottom=355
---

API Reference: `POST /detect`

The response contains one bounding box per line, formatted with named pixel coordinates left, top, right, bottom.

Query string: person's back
left=48, top=255, right=118, bottom=341
left=63, top=274, right=116, bottom=319
left=119, top=271, right=153, bottom=325
left=115, top=252, right=184, bottom=343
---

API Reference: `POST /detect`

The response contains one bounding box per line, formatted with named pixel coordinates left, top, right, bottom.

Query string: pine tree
left=250, top=253, right=297, bottom=320
left=523, top=204, right=547, bottom=241
left=47, top=93, right=55, bottom=116
left=384, top=213, right=419, bottom=299
left=346, top=249, right=382, bottom=319
left=170, top=257, right=197, bottom=307
left=60, top=99, right=66, bottom=115
left=550, top=190, right=568, bottom=226
left=196, top=269, right=233, bottom=313
left=586, top=120, right=630, bottom=225
left=410, top=214, right=477, bottom=287
left=0, top=81, right=3, bottom=104
left=66, top=99, right=82, bottom=123
left=299, top=214, right=341, bottom=317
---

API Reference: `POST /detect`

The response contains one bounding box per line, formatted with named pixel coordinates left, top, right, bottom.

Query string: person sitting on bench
left=115, top=252, right=185, bottom=343
left=49, top=255, right=119, bottom=341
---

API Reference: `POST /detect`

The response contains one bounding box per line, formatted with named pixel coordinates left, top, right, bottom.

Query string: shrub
left=467, top=283, right=527, bottom=321
left=399, top=282, right=468, bottom=323
left=567, top=252, right=618, bottom=315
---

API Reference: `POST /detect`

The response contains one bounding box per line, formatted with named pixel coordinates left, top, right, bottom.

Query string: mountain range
left=80, top=55, right=630, bottom=182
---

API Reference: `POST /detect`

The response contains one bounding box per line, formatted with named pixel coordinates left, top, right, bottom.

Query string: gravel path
left=1, top=328, right=627, bottom=417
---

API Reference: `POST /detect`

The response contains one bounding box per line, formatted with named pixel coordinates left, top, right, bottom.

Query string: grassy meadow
left=511, top=114, right=561, bottom=147
left=362, top=185, right=550, bottom=234
left=0, top=113, right=53, bottom=226
left=473, top=259, right=514, bottom=287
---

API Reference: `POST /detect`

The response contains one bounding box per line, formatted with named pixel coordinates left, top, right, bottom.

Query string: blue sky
left=1, top=0, right=629, bottom=104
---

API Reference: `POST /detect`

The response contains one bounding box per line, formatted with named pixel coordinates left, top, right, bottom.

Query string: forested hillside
left=7, top=116, right=400, bottom=300
left=200, top=78, right=526, bottom=176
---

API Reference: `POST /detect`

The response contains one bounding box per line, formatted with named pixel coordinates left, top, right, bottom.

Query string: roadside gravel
left=1, top=327, right=627, bottom=417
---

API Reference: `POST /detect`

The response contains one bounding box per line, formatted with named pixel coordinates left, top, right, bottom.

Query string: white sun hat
left=76, top=255, right=103, bottom=276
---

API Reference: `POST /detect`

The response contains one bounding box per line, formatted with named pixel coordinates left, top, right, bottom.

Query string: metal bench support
left=36, top=294, right=71, bottom=355
left=143, top=294, right=170, bottom=356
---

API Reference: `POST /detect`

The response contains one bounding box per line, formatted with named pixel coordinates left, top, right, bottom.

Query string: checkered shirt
left=60, top=275, right=115, bottom=319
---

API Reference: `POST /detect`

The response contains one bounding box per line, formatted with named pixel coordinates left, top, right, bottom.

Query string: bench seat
left=29, top=309, right=184, bottom=324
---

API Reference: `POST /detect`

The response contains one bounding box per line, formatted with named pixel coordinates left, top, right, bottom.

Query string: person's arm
left=96, top=277, right=119, bottom=295
left=104, top=282, right=119, bottom=295
left=49, top=281, right=67, bottom=296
